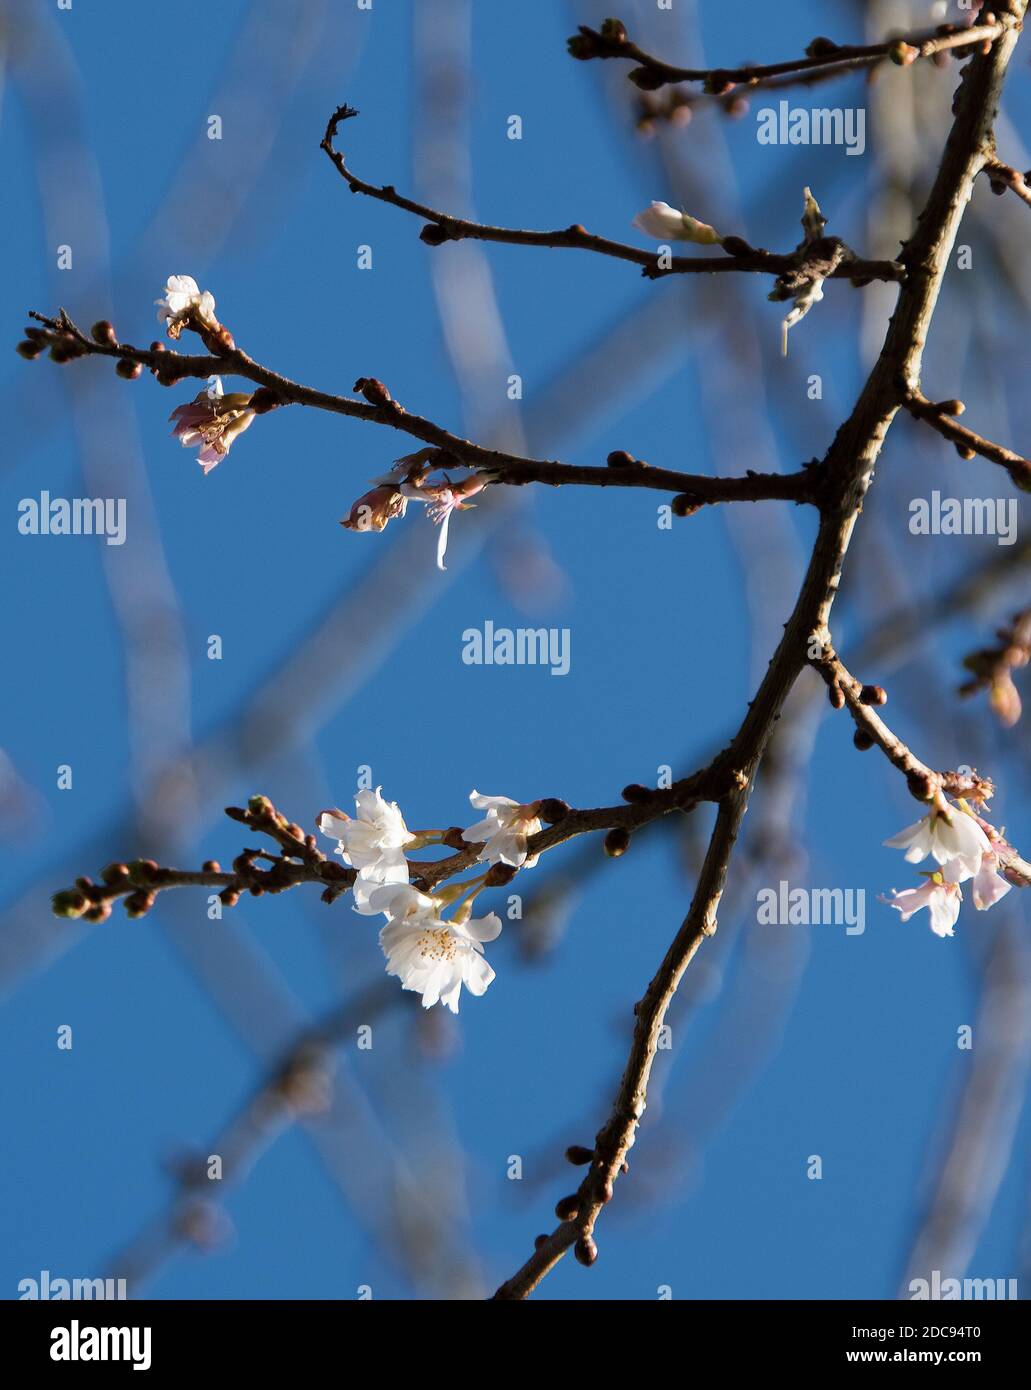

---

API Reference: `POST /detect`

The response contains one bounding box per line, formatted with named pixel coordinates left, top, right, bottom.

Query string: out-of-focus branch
left=959, top=605, right=1031, bottom=726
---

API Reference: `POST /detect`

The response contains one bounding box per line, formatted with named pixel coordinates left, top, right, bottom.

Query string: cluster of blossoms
left=156, top=275, right=487, bottom=568
left=316, top=788, right=543, bottom=1012
left=880, top=800, right=1015, bottom=937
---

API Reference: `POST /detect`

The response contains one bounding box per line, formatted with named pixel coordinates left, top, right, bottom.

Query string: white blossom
left=884, top=806, right=990, bottom=880
left=155, top=274, right=217, bottom=336
left=317, top=787, right=415, bottom=900
left=969, top=848, right=1012, bottom=910
left=880, top=878, right=962, bottom=938
left=632, top=200, right=722, bottom=245
left=369, top=884, right=502, bottom=1012
left=462, top=790, right=542, bottom=868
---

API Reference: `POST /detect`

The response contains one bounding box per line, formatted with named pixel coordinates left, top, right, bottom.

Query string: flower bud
left=83, top=903, right=113, bottom=925
left=51, top=889, right=89, bottom=919
left=955, top=443, right=976, bottom=461
left=805, top=36, right=839, bottom=57
left=354, top=376, right=393, bottom=407
left=606, top=449, right=636, bottom=468
left=574, top=1236, right=598, bottom=1266
left=860, top=684, right=887, bottom=706
left=628, top=66, right=665, bottom=91
left=934, top=399, right=964, bottom=416
left=484, top=862, right=518, bottom=888
left=534, top=1233, right=549, bottom=1250
left=538, top=798, right=570, bottom=824
left=599, top=18, right=627, bottom=42
left=16, top=339, right=44, bottom=360
left=441, top=826, right=468, bottom=850
left=672, top=495, right=701, bottom=518
left=219, top=888, right=241, bottom=908
left=420, top=222, right=451, bottom=246
left=555, top=1194, right=580, bottom=1222
left=100, top=862, right=130, bottom=884
left=565, top=1144, right=594, bottom=1165
left=828, top=682, right=845, bottom=710
left=604, top=827, right=631, bottom=858
left=115, top=358, right=143, bottom=379
left=202, top=860, right=221, bottom=874
left=889, top=41, right=919, bottom=66
left=249, top=386, right=282, bottom=414
left=621, top=783, right=651, bottom=803
left=906, top=770, right=936, bottom=802
left=853, top=730, right=874, bottom=751
left=124, top=890, right=156, bottom=919
left=90, top=320, right=118, bottom=346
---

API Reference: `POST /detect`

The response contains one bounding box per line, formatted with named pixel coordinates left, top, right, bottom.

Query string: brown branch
left=567, top=16, right=1005, bottom=94
left=494, top=0, right=1029, bottom=1299
left=319, top=105, right=904, bottom=288
left=18, top=312, right=818, bottom=508
left=809, top=646, right=995, bottom=807
left=903, top=388, right=1031, bottom=489
left=983, top=155, right=1031, bottom=207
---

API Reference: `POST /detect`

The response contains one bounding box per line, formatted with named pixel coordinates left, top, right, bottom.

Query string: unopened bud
left=565, top=1144, right=594, bottom=1165
left=90, top=320, right=118, bottom=346
left=83, top=903, right=113, bottom=924
left=574, top=1236, right=598, bottom=1266
left=853, top=730, right=875, bottom=751
left=955, top=443, right=976, bottom=461
left=16, top=339, right=44, bottom=360
left=100, top=862, right=130, bottom=885
left=721, top=236, right=752, bottom=258
left=534, top=1233, right=549, bottom=1250
left=538, top=798, right=570, bottom=824
left=907, top=769, right=936, bottom=802
left=441, top=826, right=468, bottom=850
left=621, top=783, right=651, bottom=803
left=249, top=386, right=282, bottom=414
left=555, top=1194, right=580, bottom=1222
left=672, top=495, right=701, bottom=518
left=604, top=827, right=631, bottom=858
left=124, top=890, right=156, bottom=919
left=805, top=36, right=839, bottom=57
left=484, top=862, right=519, bottom=888
left=860, top=684, right=887, bottom=706
left=628, top=66, right=665, bottom=91
left=51, top=889, right=89, bottom=919
left=420, top=222, right=451, bottom=246
left=606, top=450, right=636, bottom=468
left=827, top=682, right=845, bottom=710
left=115, top=358, right=143, bottom=379
left=354, top=376, right=393, bottom=407
left=889, top=41, right=919, bottom=66
left=219, top=888, right=241, bottom=908
left=202, top=860, right=221, bottom=874
left=934, top=399, right=964, bottom=416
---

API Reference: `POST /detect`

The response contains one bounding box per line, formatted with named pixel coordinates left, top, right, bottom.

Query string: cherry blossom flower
left=883, top=805, right=990, bottom=879
left=369, top=883, right=502, bottom=1012
left=880, top=876, right=962, bottom=938
left=317, top=787, right=415, bottom=894
left=155, top=274, right=218, bottom=338
left=340, top=483, right=408, bottom=533
left=462, top=791, right=542, bottom=868
left=402, top=474, right=486, bottom=571
left=969, top=847, right=1013, bottom=910
left=632, top=201, right=723, bottom=245
left=169, top=377, right=255, bottom=474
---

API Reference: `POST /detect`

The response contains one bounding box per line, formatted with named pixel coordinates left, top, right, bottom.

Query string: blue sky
left=2, top=0, right=1029, bottom=1300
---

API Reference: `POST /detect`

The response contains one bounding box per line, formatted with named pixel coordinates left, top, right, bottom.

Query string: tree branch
left=567, top=16, right=1005, bottom=95
left=902, top=388, right=1031, bottom=489
left=319, top=105, right=904, bottom=287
